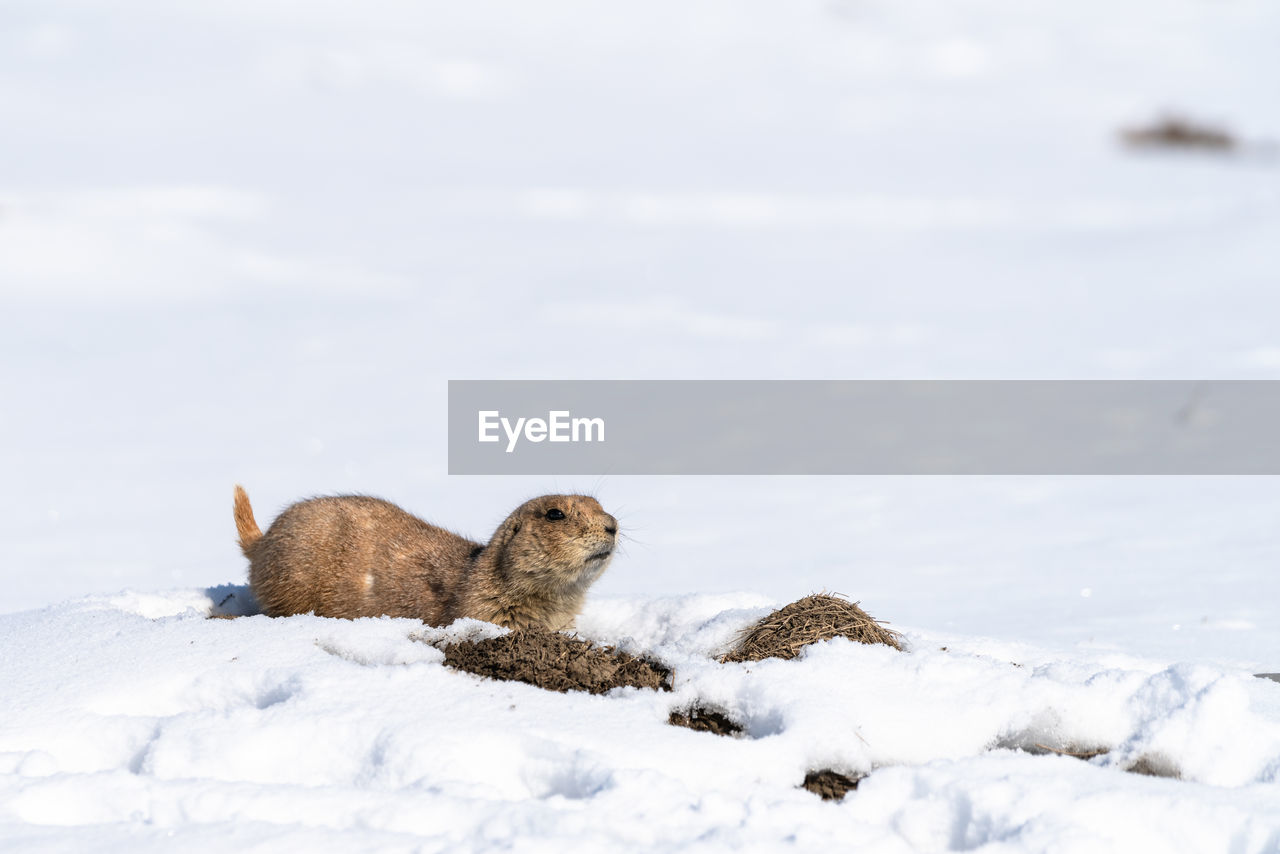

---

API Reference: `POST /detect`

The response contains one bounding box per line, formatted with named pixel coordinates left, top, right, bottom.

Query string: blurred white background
left=2, top=0, right=1278, bottom=664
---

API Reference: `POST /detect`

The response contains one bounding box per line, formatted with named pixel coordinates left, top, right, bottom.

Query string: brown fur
left=233, top=485, right=261, bottom=556
left=233, top=486, right=618, bottom=631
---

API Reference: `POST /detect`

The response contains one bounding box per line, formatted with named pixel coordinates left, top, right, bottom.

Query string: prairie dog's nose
left=603, top=514, right=618, bottom=537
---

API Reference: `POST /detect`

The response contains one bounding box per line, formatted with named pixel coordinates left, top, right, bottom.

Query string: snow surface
left=3, top=590, right=1280, bottom=853
left=3, top=0, right=1280, bottom=849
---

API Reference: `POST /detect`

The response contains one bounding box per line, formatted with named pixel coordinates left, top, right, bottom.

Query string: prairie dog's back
left=247, top=495, right=477, bottom=622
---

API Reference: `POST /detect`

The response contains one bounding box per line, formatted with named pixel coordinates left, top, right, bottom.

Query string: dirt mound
left=801, top=769, right=862, bottom=801
left=668, top=705, right=743, bottom=737
left=722, top=594, right=902, bottom=662
left=441, top=628, right=672, bottom=694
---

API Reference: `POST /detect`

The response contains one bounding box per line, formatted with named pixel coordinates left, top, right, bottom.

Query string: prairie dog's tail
left=233, top=485, right=263, bottom=557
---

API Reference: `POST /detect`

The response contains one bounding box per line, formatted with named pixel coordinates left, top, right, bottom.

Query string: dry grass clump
left=441, top=628, right=672, bottom=694
left=722, top=594, right=902, bottom=663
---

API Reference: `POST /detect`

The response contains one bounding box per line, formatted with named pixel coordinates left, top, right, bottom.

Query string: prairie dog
left=234, top=487, right=618, bottom=631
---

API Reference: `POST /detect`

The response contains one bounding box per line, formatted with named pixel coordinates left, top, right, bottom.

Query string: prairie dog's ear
left=488, top=514, right=523, bottom=553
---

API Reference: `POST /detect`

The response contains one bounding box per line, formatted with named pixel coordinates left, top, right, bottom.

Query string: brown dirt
left=722, top=594, right=902, bottom=663
left=441, top=627, right=672, bottom=694
left=801, top=769, right=862, bottom=801
left=1029, top=743, right=1110, bottom=760
left=1018, top=745, right=1181, bottom=779
left=667, top=705, right=744, bottom=737
left=1125, top=755, right=1181, bottom=779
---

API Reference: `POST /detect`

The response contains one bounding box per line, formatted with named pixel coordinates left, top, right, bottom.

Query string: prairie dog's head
left=490, top=494, right=618, bottom=588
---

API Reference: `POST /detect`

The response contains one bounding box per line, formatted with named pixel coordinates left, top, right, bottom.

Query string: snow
left=3, top=591, right=1280, bottom=852
left=4, top=0, right=1280, bottom=848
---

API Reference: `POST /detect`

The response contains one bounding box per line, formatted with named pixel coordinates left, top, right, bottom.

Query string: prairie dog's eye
left=545, top=508, right=565, bottom=521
